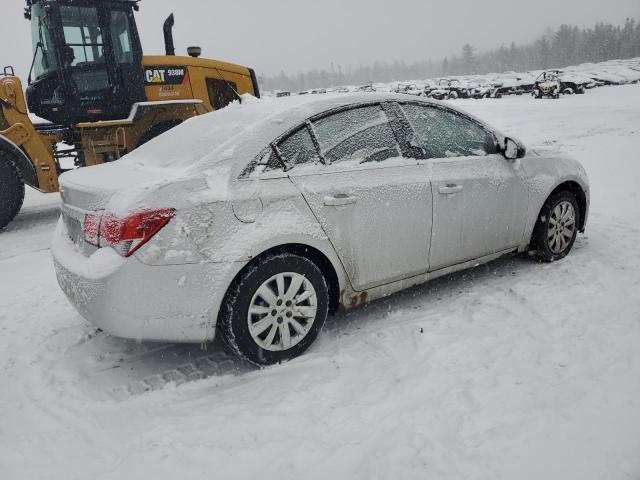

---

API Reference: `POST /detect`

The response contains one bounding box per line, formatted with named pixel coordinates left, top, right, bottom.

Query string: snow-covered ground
left=1, top=84, right=640, bottom=480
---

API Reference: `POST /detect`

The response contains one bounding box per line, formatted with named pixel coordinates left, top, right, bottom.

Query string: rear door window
left=276, top=126, right=322, bottom=168
left=401, top=104, right=497, bottom=159
left=312, top=105, right=401, bottom=164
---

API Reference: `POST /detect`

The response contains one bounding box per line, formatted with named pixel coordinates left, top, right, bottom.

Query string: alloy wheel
left=247, top=272, right=318, bottom=352
left=547, top=200, right=576, bottom=254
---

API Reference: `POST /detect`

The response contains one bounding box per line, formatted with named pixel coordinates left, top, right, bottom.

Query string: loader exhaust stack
left=163, top=14, right=175, bottom=56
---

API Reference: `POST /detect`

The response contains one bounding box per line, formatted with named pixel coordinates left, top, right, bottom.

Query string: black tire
left=218, top=253, right=329, bottom=366
left=0, top=156, right=25, bottom=231
left=137, top=120, right=183, bottom=147
left=530, top=190, right=580, bottom=262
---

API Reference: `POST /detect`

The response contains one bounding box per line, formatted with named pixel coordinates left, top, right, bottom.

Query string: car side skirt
left=341, top=247, right=518, bottom=310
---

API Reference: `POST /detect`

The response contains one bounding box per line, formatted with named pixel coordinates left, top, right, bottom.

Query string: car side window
left=312, top=105, right=401, bottom=164
left=276, top=126, right=322, bottom=168
left=401, top=104, right=497, bottom=159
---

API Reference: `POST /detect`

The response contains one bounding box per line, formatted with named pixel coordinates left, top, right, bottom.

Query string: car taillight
left=84, top=212, right=102, bottom=247
left=83, top=209, right=175, bottom=257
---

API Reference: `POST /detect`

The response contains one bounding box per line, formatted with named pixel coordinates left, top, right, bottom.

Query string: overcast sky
left=2, top=0, right=639, bottom=79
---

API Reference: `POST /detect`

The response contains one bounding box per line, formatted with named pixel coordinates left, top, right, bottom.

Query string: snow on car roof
left=123, top=92, right=436, bottom=172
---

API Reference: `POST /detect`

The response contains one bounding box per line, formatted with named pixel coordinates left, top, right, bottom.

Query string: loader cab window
left=30, top=4, right=58, bottom=80
left=59, top=5, right=110, bottom=94
left=207, top=78, right=239, bottom=110
left=110, top=10, right=134, bottom=64
left=60, top=6, right=105, bottom=67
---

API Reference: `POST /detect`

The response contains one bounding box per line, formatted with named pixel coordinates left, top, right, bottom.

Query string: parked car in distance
left=428, top=79, right=471, bottom=99
left=546, top=70, right=589, bottom=94
left=492, top=72, right=536, bottom=95
left=469, top=81, right=502, bottom=99
left=53, top=93, right=589, bottom=366
left=354, top=83, right=375, bottom=92
left=393, top=83, right=423, bottom=96
left=275, top=90, right=291, bottom=98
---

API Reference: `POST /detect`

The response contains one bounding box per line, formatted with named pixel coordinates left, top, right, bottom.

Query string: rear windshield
left=124, top=97, right=279, bottom=171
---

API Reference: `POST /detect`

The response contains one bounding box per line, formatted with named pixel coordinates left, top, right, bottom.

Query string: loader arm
left=0, top=76, right=59, bottom=192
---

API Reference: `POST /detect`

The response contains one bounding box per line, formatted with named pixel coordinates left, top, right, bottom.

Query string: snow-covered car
left=546, top=70, right=590, bottom=94
left=583, top=70, right=626, bottom=86
left=533, top=72, right=562, bottom=99
left=354, top=84, right=375, bottom=92
left=491, top=72, right=536, bottom=96
left=52, top=93, right=589, bottom=366
left=393, top=83, right=424, bottom=96
left=428, top=79, right=471, bottom=100
left=469, top=82, right=502, bottom=99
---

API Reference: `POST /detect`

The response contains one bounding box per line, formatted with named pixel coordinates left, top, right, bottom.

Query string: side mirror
left=504, top=137, right=526, bottom=160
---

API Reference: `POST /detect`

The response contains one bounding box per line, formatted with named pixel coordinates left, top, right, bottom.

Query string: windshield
left=60, top=5, right=105, bottom=67
left=30, top=4, right=58, bottom=80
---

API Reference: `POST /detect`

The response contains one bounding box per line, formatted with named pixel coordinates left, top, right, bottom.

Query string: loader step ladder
left=89, top=127, right=127, bottom=161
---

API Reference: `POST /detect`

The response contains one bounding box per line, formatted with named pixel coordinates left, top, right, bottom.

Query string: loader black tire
left=0, top=156, right=25, bottom=231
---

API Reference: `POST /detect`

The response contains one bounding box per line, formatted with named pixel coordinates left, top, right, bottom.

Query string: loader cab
left=26, top=0, right=145, bottom=125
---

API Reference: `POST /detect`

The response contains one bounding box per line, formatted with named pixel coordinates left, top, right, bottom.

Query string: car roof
left=125, top=92, right=441, bottom=172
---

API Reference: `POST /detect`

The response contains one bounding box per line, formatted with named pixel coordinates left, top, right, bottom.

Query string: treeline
left=260, top=18, right=640, bottom=92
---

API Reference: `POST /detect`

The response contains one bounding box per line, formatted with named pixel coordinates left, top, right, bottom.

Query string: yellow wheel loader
left=0, top=0, right=260, bottom=230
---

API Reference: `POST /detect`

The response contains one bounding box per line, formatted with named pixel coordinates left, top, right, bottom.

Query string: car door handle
left=323, top=194, right=358, bottom=206
left=438, top=184, right=463, bottom=195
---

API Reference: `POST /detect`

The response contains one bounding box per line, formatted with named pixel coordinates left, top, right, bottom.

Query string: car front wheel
left=530, top=191, right=580, bottom=262
left=218, top=253, right=329, bottom=366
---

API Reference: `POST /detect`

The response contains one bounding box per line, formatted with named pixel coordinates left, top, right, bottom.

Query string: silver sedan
left=52, top=93, right=589, bottom=365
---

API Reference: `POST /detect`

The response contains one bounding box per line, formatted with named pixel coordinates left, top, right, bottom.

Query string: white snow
left=51, top=219, right=125, bottom=279
left=1, top=84, right=640, bottom=480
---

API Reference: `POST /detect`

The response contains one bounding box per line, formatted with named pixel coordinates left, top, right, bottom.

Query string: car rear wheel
left=218, top=253, right=329, bottom=366
left=0, top=156, right=25, bottom=231
left=530, top=191, right=580, bottom=262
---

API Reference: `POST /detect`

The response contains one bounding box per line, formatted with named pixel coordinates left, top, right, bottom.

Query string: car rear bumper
left=52, top=218, right=243, bottom=343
